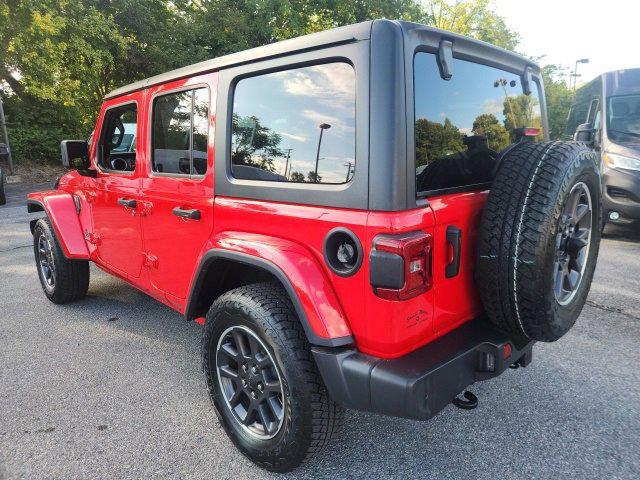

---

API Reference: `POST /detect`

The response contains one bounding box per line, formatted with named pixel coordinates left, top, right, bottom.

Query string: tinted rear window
left=414, top=52, right=542, bottom=196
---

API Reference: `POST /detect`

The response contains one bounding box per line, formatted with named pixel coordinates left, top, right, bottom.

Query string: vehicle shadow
left=602, top=222, right=640, bottom=243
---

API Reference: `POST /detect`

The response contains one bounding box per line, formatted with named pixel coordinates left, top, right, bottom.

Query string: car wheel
left=202, top=282, right=343, bottom=472
left=33, top=218, right=90, bottom=303
left=477, top=141, right=602, bottom=343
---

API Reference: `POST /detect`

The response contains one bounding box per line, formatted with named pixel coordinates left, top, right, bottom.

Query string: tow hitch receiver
left=452, top=391, right=478, bottom=410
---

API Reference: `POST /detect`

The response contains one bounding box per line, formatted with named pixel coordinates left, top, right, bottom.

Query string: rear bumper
left=602, top=168, right=640, bottom=221
left=312, top=318, right=533, bottom=421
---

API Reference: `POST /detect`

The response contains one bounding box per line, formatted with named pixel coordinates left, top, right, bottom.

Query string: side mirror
left=574, top=123, right=596, bottom=143
left=61, top=140, right=90, bottom=170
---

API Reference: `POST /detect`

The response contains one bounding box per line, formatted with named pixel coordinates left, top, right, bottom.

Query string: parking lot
left=1, top=181, right=639, bottom=480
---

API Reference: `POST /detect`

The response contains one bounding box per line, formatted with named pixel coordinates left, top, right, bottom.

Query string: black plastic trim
left=322, top=227, right=363, bottom=277
left=214, top=42, right=370, bottom=210
left=312, top=317, right=534, bottom=420
left=445, top=225, right=462, bottom=278
left=185, top=249, right=354, bottom=347
left=26, top=199, right=45, bottom=213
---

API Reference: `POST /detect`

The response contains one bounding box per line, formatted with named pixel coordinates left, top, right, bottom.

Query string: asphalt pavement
left=1, top=182, right=639, bottom=479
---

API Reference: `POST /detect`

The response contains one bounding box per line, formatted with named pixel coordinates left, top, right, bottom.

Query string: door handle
left=117, top=198, right=137, bottom=208
left=172, top=206, right=201, bottom=220
left=445, top=225, right=462, bottom=278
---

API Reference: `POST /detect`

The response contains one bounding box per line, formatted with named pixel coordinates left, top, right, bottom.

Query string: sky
left=494, top=0, right=639, bottom=86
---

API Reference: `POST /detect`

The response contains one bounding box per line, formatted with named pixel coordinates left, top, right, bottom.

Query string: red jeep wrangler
left=28, top=20, right=601, bottom=472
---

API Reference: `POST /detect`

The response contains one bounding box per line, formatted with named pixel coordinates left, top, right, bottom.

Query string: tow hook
left=452, top=391, right=478, bottom=410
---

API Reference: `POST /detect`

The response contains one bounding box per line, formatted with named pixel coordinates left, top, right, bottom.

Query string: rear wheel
left=33, top=218, right=89, bottom=303
left=202, top=283, right=343, bottom=472
left=477, top=141, right=601, bottom=343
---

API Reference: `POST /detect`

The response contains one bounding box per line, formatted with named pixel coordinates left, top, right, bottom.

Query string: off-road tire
left=33, top=217, right=90, bottom=303
left=202, top=282, right=343, bottom=472
left=477, top=141, right=601, bottom=343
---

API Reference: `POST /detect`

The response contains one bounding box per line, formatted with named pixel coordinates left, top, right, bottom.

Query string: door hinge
left=84, top=230, right=101, bottom=245
left=139, top=200, right=153, bottom=216
left=85, top=191, right=97, bottom=203
left=143, top=252, right=158, bottom=269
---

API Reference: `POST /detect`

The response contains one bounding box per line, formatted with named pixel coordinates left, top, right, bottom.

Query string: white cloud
left=482, top=98, right=504, bottom=116
left=280, top=132, right=307, bottom=143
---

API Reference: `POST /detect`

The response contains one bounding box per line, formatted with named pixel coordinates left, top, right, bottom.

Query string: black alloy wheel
left=216, top=325, right=285, bottom=439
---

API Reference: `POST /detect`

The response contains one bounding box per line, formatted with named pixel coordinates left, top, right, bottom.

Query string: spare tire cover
left=476, top=141, right=601, bottom=343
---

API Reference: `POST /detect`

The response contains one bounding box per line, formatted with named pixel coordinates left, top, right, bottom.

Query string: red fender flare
left=187, top=231, right=353, bottom=347
left=27, top=191, right=89, bottom=259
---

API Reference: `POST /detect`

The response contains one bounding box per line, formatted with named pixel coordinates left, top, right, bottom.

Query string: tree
left=415, top=117, right=464, bottom=167
left=422, top=0, right=519, bottom=51
left=541, top=64, right=573, bottom=140
left=290, top=171, right=305, bottom=182
left=0, top=0, right=523, bottom=164
left=472, top=113, right=509, bottom=151
left=307, top=171, right=322, bottom=183
left=231, top=114, right=283, bottom=172
left=503, top=94, right=543, bottom=141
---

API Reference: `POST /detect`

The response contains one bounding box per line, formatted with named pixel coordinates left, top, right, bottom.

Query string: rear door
left=140, top=75, right=215, bottom=303
left=413, top=51, right=545, bottom=334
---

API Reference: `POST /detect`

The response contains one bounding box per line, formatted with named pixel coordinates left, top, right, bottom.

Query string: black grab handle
left=172, top=206, right=201, bottom=220
left=117, top=198, right=137, bottom=208
left=445, top=225, right=462, bottom=278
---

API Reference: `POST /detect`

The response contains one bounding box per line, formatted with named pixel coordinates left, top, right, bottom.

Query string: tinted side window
left=152, top=88, right=209, bottom=176
left=414, top=53, right=543, bottom=195
left=98, top=104, right=137, bottom=173
left=231, top=63, right=355, bottom=184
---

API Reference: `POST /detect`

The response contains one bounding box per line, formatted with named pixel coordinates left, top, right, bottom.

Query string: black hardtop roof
left=105, top=19, right=538, bottom=100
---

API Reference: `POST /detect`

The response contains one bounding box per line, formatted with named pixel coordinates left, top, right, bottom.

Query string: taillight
left=369, top=231, right=432, bottom=300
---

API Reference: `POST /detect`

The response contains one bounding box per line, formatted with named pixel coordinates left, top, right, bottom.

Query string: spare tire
left=477, top=141, right=601, bottom=343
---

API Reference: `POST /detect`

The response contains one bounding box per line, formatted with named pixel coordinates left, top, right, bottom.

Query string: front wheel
left=202, top=283, right=343, bottom=472
left=33, top=218, right=89, bottom=303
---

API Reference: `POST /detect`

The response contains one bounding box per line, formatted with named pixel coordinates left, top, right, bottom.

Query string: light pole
left=282, top=148, right=293, bottom=179
left=571, top=58, right=589, bottom=91
left=313, top=123, right=331, bottom=183
left=0, top=91, right=14, bottom=175
left=494, top=78, right=517, bottom=129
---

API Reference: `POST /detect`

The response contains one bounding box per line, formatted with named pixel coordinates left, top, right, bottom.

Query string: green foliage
left=415, top=117, right=464, bottom=167
left=472, top=113, right=509, bottom=151
left=423, top=0, right=519, bottom=51
left=289, top=171, right=305, bottom=182
left=541, top=64, right=573, bottom=139
left=231, top=114, right=283, bottom=172
left=502, top=94, right=543, bottom=141
left=1, top=0, right=526, bottom=163
left=307, top=171, right=322, bottom=183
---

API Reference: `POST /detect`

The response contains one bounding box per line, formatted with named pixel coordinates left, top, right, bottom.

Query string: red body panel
left=201, top=224, right=353, bottom=340
left=27, top=191, right=89, bottom=259
left=430, top=191, right=487, bottom=335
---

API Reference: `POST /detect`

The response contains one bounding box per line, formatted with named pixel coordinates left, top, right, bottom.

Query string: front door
left=141, top=81, right=214, bottom=300
left=92, top=100, right=144, bottom=278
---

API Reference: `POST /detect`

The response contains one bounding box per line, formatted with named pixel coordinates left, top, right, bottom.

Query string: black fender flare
left=185, top=249, right=354, bottom=348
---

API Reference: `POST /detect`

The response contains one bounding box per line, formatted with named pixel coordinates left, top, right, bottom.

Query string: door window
left=98, top=104, right=138, bottom=172
left=152, top=87, right=209, bottom=176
